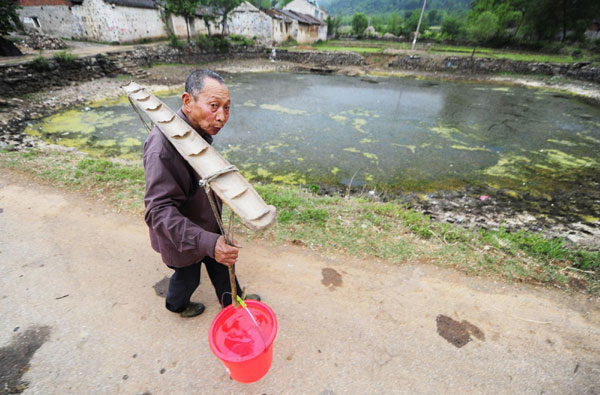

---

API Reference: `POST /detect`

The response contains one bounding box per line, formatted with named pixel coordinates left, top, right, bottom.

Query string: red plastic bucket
left=208, top=300, right=278, bottom=383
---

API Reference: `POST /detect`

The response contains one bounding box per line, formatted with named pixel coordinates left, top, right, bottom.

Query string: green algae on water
left=260, top=104, right=307, bottom=115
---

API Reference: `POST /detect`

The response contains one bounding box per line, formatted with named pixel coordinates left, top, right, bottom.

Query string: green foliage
left=440, top=15, right=463, bottom=39
left=161, top=0, right=198, bottom=42
left=426, top=9, right=442, bottom=26
left=351, top=13, right=369, bottom=36
left=323, top=0, right=471, bottom=16
left=387, top=13, right=402, bottom=36
left=275, top=0, right=293, bottom=8
left=247, top=0, right=272, bottom=9
left=217, top=0, right=243, bottom=35
left=280, top=36, right=298, bottom=47
left=404, top=9, right=429, bottom=35
left=326, top=15, right=342, bottom=37
left=229, top=33, right=255, bottom=46
left=53, top=51, right=78, bottom=63
left=30, top=56, right=49, bottom=71
left=481, top=228, right=600, bottom=273
left=168, top=34, right=184, bottom=48
left=0, top=0, right=23, bottom=36
left=2, top=148, right=598, bottom=292
left=467, top=0, right=600, bottom=44
left=468, top=10, right=500, bottom=43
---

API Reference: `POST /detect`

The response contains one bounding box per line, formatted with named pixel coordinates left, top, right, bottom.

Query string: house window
left=24, top=16, right=41, bottom=29
left=314, top=10, right=319, bottom=18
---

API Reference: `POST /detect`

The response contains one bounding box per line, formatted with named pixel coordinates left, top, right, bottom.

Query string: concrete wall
left=18, top=0, right=167, bottom=42
left=91, top=2, right=165, bottom=42
left=19, top=5, right=77, bottom=38
left=229, top=2, right=272, bottom=45
left=318, top=24, right=327, bottom=41
left=296, top=24, right=319, bottom=44
left=272, top=19, right=293, bottom=43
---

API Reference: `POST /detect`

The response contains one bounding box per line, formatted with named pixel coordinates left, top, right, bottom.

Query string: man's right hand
left=214, top=235, right=239, bottom=267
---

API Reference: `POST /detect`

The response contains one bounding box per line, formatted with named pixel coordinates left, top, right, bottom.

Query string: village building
left=264, top=8, right=294, bottom=44
left=283, top=0, right=327, bottom=22
left=227, top=2, right=272, bottom=46
left=16, top=0, right=327, bottom=45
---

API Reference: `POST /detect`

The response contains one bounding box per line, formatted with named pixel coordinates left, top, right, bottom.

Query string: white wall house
left=17, top=0, right=328, bottom=45
left=18, top=0, right=166, bottom=43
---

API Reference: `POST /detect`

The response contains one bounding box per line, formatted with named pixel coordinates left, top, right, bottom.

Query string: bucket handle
left=237, top=296, right=268, bottom=351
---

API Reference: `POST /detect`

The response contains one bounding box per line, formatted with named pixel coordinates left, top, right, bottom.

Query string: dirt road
left=1, top=170, right=599, bottom=394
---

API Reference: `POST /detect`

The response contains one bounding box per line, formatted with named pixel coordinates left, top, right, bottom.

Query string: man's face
left=182, top=78, right=230, bottom=135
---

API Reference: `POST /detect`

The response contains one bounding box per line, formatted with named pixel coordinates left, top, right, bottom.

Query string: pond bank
left=1, top=57, right=599, bottom=254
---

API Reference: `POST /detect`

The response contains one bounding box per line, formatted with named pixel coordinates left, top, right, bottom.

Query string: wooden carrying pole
left=123, top=81, right=277, bottom=307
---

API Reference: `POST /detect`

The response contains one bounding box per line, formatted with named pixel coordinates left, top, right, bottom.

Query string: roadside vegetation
left=1, top=148, right=598, bottom=294
left=301, top=39, right=597, bottom=64
left=318, top=0, right=600, bottom=66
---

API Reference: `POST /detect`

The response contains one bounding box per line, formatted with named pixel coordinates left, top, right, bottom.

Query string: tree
left=276, top=0, right=293, bottom=8
left=387, top=13, right=402, bottom=36
left=426, top=9, right=442, bottom=26
left=440, top=15, right=462, bottom=39
left=404, top=9, right=429, bottom=34
left=468, top=10, right=499, bottom=43
left=326, top=15, right=342, bottom=37
left=1, top=0, right=24, bottom=56
left=161, top=0, right=199, bottom=43
left=1, top=0, right=23, bottom=36
left=352, top=12, right=369, bottom=36
left=248, top=0, right=272, bottom=10
left=215, top=0, right=243, bottom=35
left=522, top=0, right=600, bottom=41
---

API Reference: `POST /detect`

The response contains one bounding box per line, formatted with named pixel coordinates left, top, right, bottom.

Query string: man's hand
left=214, top=235, right=239, bottom=267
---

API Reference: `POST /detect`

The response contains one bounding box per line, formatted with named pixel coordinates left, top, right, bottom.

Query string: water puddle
left=0, top=325, right=51, bottom=393
left=436, top=315, right=484, bottom=348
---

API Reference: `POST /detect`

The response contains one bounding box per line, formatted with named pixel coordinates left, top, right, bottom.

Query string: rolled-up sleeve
left=143, top=150, right=220, bottom=261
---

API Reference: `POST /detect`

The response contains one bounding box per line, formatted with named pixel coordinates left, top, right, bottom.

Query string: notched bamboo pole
left=123, top=81, right=277, bottom=232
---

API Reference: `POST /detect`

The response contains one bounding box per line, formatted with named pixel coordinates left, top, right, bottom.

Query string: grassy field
left=295, top=39, right=593, bottom=64
left=1, top=148, right=598, bottom=294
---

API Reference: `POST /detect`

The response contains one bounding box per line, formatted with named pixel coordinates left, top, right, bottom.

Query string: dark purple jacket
left=143, top=108, right=222, bottom=268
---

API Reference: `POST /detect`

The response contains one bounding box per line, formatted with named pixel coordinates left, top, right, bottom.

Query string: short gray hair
left=185, top=69, right=225, bottom=98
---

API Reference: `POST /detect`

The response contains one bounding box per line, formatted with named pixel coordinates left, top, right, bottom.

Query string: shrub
left=229, top=34, right=255, bottom=47
left=53, top=50, right=77, bottom=63
left=30, top=55, right=49, bottom=71
left=168, top=34, right=183, bottom=48
left=468, top=11, right=500, bottom=44
left=281, top=37, right=298, bottom=47
left=441, top=16, right=463, bottom=40
left=196, top=34, right=214, bottom=50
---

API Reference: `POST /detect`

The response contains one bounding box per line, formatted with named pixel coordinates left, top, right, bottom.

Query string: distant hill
left=318, top=0, right=472, bottom=15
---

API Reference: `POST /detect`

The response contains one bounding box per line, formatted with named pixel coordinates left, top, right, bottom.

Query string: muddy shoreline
left=1, top=58, right=599, bottom=251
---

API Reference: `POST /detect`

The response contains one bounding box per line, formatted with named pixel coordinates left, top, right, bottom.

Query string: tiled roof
left=263, top=8, right=293, bottom=22
left=278, top=9, right=321, bottom=25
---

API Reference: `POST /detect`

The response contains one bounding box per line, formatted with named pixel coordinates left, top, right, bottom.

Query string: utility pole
left=411, top=0, right=427, bottom=51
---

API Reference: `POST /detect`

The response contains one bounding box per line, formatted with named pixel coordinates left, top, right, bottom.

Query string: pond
left=26, top=72, right=600, bottom=201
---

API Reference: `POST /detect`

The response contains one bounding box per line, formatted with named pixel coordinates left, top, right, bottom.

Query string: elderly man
left=143, top=69, right=258, bottom=318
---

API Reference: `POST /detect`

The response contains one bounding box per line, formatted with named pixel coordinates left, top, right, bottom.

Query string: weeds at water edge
left=1, top=148, right=597, bottom=293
